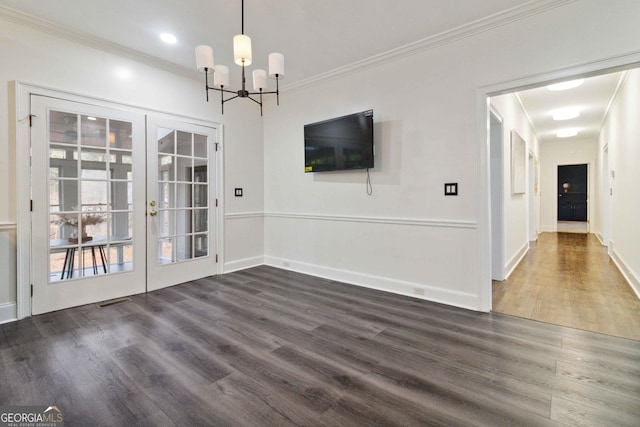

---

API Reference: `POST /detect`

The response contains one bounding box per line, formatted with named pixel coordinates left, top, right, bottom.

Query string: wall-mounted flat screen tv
left=304, top=110, right=374, bottom=172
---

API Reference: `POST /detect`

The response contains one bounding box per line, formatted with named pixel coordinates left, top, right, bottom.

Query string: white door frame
left=555, top=162, right=591, bottom=232
left=528, top=152, right=538, bottom=241
left=14, top=82, right=224, bottom=319
left=476, top=53, right=640, bottom=313
left=489, top=109, right=505, bottom=281
left=601, top=144, right=610, bottom=245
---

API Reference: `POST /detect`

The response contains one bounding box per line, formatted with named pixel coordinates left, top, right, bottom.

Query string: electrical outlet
left=283, top=261, right=290, bottom=268
left=235, top=188, right=243, bottom=197
left=413, top=287, right=425, bottom=296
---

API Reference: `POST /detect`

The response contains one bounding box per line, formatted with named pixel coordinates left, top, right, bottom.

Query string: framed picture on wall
left=510, top=130, right=526, bottom=194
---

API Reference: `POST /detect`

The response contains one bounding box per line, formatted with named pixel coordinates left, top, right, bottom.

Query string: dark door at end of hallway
left=558, top=164, right=587, bottom=221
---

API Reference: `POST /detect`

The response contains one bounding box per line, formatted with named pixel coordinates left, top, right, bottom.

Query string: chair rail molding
left=224, top=212, right=264, bottom=220
left=0, top=222, right=17, bottom=231
left=264, top=212, right=476, bottom=229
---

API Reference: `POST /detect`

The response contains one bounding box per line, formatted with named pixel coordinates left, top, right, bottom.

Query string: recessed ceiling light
left=87, top=116, right=97, bottom=121
left=115, top=67, right=133, bottom=80
left=547, top=79, right=584, bottom=91
left=552, top=108, right=580, bottom=121
left=160, top=33, right=177, bottom=44
left=556, top=129, right=578, bottom=138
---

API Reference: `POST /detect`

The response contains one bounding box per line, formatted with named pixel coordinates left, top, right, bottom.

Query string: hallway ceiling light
left=195, top=0, right=284, bottom=116
left=547, top=79, right=584, bottom=91
left=556, top=129, right=578, bottom=138
left=552, top=108, right=580, bottom=121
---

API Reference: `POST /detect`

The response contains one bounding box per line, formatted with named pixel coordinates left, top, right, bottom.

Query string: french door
left=146, top=117, right=218, bottom=291
left=31, top=96, right=219, bottom=314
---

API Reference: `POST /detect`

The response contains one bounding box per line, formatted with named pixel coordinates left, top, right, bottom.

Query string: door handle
left=149, top=200, right=157, bottom=216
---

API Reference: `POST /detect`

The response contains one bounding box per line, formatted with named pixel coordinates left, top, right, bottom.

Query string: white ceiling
left=515, top=71, right=623, bottom=144
left=0, top=0, right=536, bottom=85
left=0, top=0, right=626, bottom=141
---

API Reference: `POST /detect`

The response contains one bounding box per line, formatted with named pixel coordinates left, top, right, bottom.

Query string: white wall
left=0, top=15, right=264, bottom=321
left=0, top=224, right=17, bottom=322
left=262, top=0, right=640, bottom=310
left=490, top=94, right=540, bottom=278
left=597, top=69, right=640, bottom=297
left=539, top=139, right=597, bottom=232
left=221, top=102, right=265, bottom=272
left=2, top=1, right=639, bottom=317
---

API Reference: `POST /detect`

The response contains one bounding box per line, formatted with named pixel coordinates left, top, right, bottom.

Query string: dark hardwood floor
left=493, top=232, right=640, bottom=340
left=2, top=265, right=640, bottom=426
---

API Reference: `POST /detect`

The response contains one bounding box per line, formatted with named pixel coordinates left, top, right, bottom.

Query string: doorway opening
left=16, top=86, right=223, bottom=316
left=557, top=163, right=588, bottom=233
left=487, top=66, right=640, bottom=340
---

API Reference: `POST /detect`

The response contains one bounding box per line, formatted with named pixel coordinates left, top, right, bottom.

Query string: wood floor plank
left=2, top=264, right=639, bottom=426
left=212, top=372, right=326, bottom=426
left=367, top=363, right=555, bottom=427
left=493, top=232, right=640, bottom=340
left=551, top=395, right=639, bottom=427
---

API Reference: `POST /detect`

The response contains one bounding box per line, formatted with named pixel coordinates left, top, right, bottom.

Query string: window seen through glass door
left=48, top=110, right=134, bottom=281
left=156, top=128, right=209, bottom=264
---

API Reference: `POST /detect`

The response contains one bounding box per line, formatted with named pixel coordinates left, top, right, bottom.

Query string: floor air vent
left=97, top=298, right=132, bottom=308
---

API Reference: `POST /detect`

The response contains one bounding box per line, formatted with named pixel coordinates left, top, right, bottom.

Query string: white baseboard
left=224, top=256, right=265, bottom=274
left=0, top=302, right=17, bottom=324
left=609, top=245, right=640, bottom=300
left=504, top=241, right=529, bottom=280
left=595, top=233, right=604, bottom=245
left=264, top=256, right=479, bottom=311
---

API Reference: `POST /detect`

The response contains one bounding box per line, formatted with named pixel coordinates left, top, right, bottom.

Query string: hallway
left=493, top=233, right=640, bottom=341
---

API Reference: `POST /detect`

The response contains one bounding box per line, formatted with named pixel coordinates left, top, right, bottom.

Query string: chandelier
left=195, top=0, right=284, bottom=116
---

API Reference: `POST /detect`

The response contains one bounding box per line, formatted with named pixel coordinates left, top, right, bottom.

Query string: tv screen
left=304, top=110, right=374, bottom=172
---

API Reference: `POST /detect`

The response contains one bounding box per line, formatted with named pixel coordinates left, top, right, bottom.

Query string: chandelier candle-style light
left=195, top=0, right=284, bottom=116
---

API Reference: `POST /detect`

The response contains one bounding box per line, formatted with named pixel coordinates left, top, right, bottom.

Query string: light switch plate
left=444, top=183, right=458, bottom=196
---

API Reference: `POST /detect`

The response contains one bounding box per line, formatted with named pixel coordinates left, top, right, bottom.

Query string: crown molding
left=1, top=1, right=575, bottom=90
left=282, top=0, right=576, bottom=92
left=597, top=69, right=630, bottom=140
left=0, top=5, right=199, bottom=81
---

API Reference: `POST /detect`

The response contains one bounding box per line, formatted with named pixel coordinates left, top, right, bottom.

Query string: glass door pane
left=48, top=111, right=134, bottom=281
left=155, top=127, right=209, bottom=265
